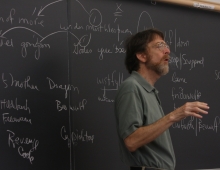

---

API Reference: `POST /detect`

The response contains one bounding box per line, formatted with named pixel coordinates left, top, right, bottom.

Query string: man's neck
left=137, top=67, right=160, bottom=86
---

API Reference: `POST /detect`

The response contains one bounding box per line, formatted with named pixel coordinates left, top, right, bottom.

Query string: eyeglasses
left=154, top=42, right=170, bottom=52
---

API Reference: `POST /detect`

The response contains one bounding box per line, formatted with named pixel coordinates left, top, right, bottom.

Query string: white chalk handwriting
left=2, top=73, right=40, bottom=91
left=172, top=87, right=201, bottom=100
left=0, top=98, right=31, bottom=113
left=61, top=126, right=94, bottom=147
left=172, top=116, right=220, bottom=136
left=47, top=77, right=79, bottom=98
left=55, top=99, right=87, bottom=112
left=7, top=130, right=39, bottom=164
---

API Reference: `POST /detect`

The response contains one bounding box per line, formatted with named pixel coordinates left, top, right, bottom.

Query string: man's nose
left=164, top=46, right=170, bottom=55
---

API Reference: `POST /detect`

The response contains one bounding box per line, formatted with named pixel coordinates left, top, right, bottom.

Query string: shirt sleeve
left=116, top=91, right=144, bottom=140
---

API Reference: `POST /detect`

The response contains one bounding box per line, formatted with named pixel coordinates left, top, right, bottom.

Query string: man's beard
left=146, top=55, right=170, bottom=76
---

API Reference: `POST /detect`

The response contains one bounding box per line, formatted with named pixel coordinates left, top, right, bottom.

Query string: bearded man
left=114, top=29, right=209, bottom=170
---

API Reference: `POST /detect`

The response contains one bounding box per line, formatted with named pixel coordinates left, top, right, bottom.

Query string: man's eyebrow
left=156, top=42, right=166, bottom=45
left=154, top=42, right=162, bottom=45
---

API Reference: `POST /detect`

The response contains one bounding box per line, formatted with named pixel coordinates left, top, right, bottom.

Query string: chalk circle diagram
left=137, top=11, right=154, bottom=32
left=89, top=9, right=102, bottom=27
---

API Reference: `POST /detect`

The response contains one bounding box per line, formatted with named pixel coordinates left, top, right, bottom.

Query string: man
left=114, top=29, right=209, bottom=170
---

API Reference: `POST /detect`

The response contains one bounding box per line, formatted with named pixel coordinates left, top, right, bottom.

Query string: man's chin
left=160, top=66, right=169, bottom=76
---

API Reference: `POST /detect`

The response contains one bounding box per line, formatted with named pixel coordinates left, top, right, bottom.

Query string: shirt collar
left=131, top=71, right=158, bottom=93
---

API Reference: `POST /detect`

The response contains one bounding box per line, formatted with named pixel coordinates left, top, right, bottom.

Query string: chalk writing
left=7, top=130, right=39, bottom=164
left=172, top=72, right=187, bottom=83
left=47, top=77, right=79, bottom=98
left=21, top=38, right=50, bottom=60
left=18, top=17, right=44, bottom=27
left=114, top=3, right=123, bottom=23
left=97, top=43, right=125, bottom=60
left=37, top=0, right=64, bottom=16
left=70, top=99, right=87, bottom=111
left=113, top=43, right=126, bottom=54
left=164, top=29, right=189, bottom=52
left=0, top=98, right=31, bottom=113
left=97, top=47, right=113, bottom=60
left=169, top=53, right=204, bottom=70
left=72, top=129, right=94, bottom=144
left=97, top=71, right=124, bottom=102
left=7, top=8, right=15, bottom=24
left=2, top=73, right=39, bottom=91
left=61, top=126, right=94, bottom=147
left=60, top=23, right=84, bottom=31
left=71, top=33, right=92, bottom=55
left=97, top=70, right=123, bottom=87
left=172, top=116, right=220, bottom=136
left=85, top=22, right=132, bottom=42
left=69, top=0, right=132, bottom=45
left=137, top=11, right=154, bottom=32
left=0, top=37, right=14, bottom=47
left=76, top=0, right=102, bottom=27
left=60, top=126, right=71, bottom=148
left=183, top=56, right=204, bottom=70
left=172, top=116, right=194, bottom=131
left=55, top=99, right=87, bottom=112
left=2, top=113, right=32, bottom=124
left=98, top=89, right=114, bottom=103
left=172, top=87, right=201, bottom=100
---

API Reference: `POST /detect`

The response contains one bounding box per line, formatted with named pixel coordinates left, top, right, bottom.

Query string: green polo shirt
left=114, top=71, right=176, bottom=169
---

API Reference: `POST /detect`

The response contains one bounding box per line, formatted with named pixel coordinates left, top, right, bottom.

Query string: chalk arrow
left=38, top=0, right=64, bottom=16
left=1, top=27, right=43, bottom=39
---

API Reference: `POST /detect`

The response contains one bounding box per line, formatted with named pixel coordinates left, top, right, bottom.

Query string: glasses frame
left=154, top=42, right=170, bottom=52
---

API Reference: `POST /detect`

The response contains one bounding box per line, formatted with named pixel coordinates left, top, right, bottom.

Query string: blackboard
left=0, top=0, right=71, bottom=170
left=1, top=0, right=220, bottom=170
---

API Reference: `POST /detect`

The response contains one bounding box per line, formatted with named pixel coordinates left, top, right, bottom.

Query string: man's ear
left=136, top=53, right=147, bottom=63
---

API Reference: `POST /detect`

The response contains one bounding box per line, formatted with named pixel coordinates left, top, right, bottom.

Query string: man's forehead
left=148, top=36, right=164, bottom=45
left=152, top=35, right=164, bottom=41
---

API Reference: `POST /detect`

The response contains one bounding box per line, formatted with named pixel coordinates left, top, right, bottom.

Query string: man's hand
left=169, top=102, right=209, bottom=122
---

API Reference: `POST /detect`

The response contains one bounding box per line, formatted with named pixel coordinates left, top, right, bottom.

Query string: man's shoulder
left=120, top=75, right=140, bottom=89
left=116, top=76, right=142, bottom=99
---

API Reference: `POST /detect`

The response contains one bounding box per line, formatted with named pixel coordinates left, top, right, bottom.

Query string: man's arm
left=124, top=101, right=209, bottom=152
